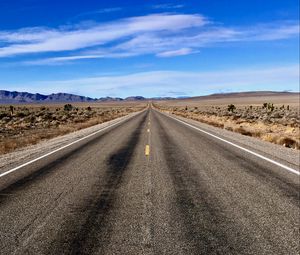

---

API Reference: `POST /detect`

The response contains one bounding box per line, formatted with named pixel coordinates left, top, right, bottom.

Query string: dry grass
left=0, top=103, right=146, bottom=154
left=154, top=95, right=300, bottom=150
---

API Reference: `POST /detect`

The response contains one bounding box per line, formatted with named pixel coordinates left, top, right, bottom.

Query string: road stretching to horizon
left=0, top=107, right=299, bottom=254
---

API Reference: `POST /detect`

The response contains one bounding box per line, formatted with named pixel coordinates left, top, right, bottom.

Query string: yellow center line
left=145, top=145, right=150, bottom=156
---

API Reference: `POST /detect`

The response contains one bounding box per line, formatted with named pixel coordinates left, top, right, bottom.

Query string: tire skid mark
left=218, top=147, right=300, bottom=207
left=0, top=127, right=118, bottom=250
left=0, top=113, right=146, bottom=254
left=157, top=111, right=299, bottom=204
left=61, top=113, right=147, bottom=255
left=154, top=113, right=256, bottom=255
left=0, top=118, right=130, bottom=197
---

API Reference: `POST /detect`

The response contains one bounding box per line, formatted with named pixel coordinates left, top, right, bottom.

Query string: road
left=0, top=107, right=299, bottom=255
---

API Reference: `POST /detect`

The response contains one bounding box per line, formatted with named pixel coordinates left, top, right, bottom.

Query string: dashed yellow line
left=145, top=145, right=150, bottom=156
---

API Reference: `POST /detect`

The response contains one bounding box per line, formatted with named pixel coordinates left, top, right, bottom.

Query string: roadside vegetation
left=0, top=103, right=145, bottom=154
left=154, top=102, right=300, bottom=149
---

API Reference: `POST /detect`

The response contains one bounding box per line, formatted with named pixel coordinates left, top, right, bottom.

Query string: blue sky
left=0, top=0, right=299, bottom=97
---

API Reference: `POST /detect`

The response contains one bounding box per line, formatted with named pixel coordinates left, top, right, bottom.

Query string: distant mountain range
left=192, top=91, right=298, bottom=99
left=1, top=90, right=297, bottom=104
left=0, top=90, right=149, bottom=103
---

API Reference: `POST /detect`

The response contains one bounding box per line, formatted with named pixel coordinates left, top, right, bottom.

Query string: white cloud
left=4, top=65, right=299, bottom=97
left=243, top=23, right=300, bottom=41
left=24, top=52, right=137, bottom=65
left=0, top=14, right=206, bottom=57
left=0, top=13, right=298, bottom=63
left=76, top=7, right=123, bottom=17
left=152, top=4, right=185, bottom=9
left=0, top=28, right=60, bottom=43
left=157, top=48, right=197, bottom=57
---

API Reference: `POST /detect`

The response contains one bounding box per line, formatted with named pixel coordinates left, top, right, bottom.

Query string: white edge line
left=0, top=112, right=142, bottom=179
left=160, top=110, right=299, bottom=176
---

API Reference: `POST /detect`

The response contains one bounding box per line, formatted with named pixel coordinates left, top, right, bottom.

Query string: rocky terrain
left=155, top=101, right=300, bottom=149
left=0, top=103, right=145, bottom=154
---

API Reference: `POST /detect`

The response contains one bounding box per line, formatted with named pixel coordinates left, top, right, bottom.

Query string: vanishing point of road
left=0, top=107, right=299, bottom=254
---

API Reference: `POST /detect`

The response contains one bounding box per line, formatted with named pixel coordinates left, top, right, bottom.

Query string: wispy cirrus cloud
left=79, top=7, right=122, bottom=15
left=0, top=27, right=60, bottom=43
left=72, top=7, right=123, bottom=20
left=27, top=20, right=299, bottom=65
left=0, top=13, right=206, bottom=57
left=4, top=65, right=299, bottom=97
left=156, top=48, right=198, bottom=57
left=151, top=3, right=185, bottom=9
left=0, top=12, right=298, bottom=64
left=24, top=52, right=137, bottom=65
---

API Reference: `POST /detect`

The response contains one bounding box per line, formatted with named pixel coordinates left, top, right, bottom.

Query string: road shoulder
left=0, top=111, right=142, bottom=175
left=157, top=110, right=299, bottom=171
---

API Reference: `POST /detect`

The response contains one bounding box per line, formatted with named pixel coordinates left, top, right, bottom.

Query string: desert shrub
left=227, top=104, right=236, bottom=112
left=43, top=112, right=52, bottom=120
left=40, top=106, right=46, bottom=111
left=225, top=126, right=233, bottom=131
left=263, top=102, right=274, bottom=111
left=64, top=104, right=73, bottom=111
left=86, top=106, right=92, bottom=111
left=234, top=126, right=252, bottom=136
left=278, top=137, right=299, bottom=149
left=0, top=112, right=9, bottom=119
left=16, top=112, right=27, bottom=118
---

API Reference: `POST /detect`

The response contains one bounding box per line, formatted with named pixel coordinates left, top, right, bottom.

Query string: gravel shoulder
left=0, top=111, right=141, bottom=174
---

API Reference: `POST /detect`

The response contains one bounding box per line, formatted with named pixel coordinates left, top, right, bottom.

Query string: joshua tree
left=267, top=103, right=274, bottom=112
left=263, top=102, right=274, bottom=111
left=9, top=105, right=14, bottom=115
left=227, top=104, right=236, bottom=112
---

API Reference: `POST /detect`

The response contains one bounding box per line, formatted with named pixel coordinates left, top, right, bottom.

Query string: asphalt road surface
left=0, top=107, right=299, bottom=255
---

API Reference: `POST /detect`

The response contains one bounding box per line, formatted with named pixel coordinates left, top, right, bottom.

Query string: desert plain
left=0, top=92, right=299, bottom=155
left=0, top=102, right=145, bottom=154
left=154, top=92, right=300, bottom=149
